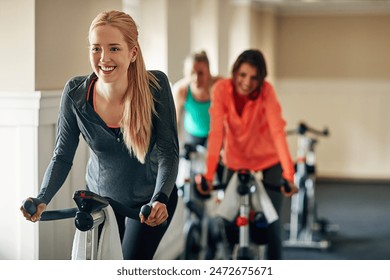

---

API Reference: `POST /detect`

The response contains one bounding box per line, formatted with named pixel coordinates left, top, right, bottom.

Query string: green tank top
left=183, top=86, right=211, bottom=138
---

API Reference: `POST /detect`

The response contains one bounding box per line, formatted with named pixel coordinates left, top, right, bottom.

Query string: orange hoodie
left=205, top=79, right=295, bottom=182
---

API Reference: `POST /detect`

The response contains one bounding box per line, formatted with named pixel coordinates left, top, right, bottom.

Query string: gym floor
left=281, top=179, right=390, bottom=260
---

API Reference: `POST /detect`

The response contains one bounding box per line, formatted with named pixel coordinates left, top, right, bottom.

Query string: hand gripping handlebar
left=23, top=191, right=152, bottom=222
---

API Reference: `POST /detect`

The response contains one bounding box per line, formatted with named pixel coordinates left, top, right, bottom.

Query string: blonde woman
left=20, top=10, right=179, bottom=260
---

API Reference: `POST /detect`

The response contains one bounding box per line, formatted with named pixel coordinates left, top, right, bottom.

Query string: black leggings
left=114, top=190, right=178, bottom=260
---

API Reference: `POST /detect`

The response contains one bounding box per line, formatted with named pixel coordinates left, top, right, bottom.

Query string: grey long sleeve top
left=37, top=71, right=179, bottom=210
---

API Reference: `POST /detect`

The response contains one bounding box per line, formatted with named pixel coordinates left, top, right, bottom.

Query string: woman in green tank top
left=173, top=50, right=222, bottom=146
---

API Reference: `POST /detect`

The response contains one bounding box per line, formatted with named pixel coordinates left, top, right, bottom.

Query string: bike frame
left=216, top=169, right=283, bottom=260
left=177, top=143, right=208, bottom=259
left=284, top=122, right=331, bottom=249
left=23, top=190, right=150, bottom=260
left=236, top=170, right=257, bottom=260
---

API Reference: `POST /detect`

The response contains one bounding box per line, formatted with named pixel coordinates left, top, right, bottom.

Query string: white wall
left=0, top=91, right=90, bottom=260
left=0, top=92, right=40, bottom=259
left=35, top=0, right=123, bottom=90
left=277, top=79, right=390, bottom=180
left=0, top=0, right=35, bottom=91
left=274, top=13, right=390, bottom=180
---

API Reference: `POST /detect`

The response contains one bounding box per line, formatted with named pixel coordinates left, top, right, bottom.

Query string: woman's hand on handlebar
left=281, top=181, right=298, bottom=197
left=140, top=201, right=168, bottom=227
left=20, top=198, right=47, bottom=222
left=195, top=175, right=213, bottom=196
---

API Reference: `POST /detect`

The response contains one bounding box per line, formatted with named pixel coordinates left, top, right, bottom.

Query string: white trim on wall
left=1, top=91, right=42, bottom=259
left=0, top=90, right=89, bottom=260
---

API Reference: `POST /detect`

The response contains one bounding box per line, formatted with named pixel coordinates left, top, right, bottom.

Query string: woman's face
left=233, top=62, right=259, bottom=96
left=188, top=61, right=211, bottom=91
left=89, top=25, right=137, bottom=84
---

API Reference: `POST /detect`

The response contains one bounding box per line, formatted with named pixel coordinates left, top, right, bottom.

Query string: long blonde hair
left=89, top=10, right=160, bottom=163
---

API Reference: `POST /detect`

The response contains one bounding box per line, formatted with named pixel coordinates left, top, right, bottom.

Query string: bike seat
left=236, top=170, right=253, bottom=195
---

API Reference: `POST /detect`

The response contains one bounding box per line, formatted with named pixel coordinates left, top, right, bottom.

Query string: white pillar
left=0, top=92, right=40, bottom=260
left=133, top=0, right=192, bottom=83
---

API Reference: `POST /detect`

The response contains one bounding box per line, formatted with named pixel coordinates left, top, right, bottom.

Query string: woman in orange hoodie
left=199, top=49, right=298, bottom=259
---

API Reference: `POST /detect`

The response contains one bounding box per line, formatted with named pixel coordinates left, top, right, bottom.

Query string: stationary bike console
left=73, top=190, right=109, bottom=213
left=73, top=190, right=109, bottom=232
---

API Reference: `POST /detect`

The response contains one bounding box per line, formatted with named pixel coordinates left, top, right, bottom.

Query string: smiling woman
left=20, top=10, right=179, bottom=260
left=89, top=25, right=135, bottom=85
left=199, top=49, right=298, bottom=260
left=88, top=25, right=135, bottom=130
left=88, top=11, right=159, bottom=163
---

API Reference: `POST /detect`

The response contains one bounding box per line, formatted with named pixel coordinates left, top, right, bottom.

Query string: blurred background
left=0, top=0, right=389, bottom=260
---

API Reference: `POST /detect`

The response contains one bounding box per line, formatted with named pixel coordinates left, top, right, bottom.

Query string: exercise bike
left=207, top=170, right=290, bottom=260
left=177, top=143, right=227, bottom=259
left=176, top=143, right=210, bottom=259
left=283, top=122, right=338, bottom=250
left=23, top=190, right=151, bottom=260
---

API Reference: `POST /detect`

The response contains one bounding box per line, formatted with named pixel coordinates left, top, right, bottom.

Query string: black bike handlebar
left=280, top=179, right=292, bottom=193
left=180, top=143, right=206, bottom=161
left=287, top=122, right=329, bottom=137
left=23, top=199, right=77, bottom=221
left=23, top=194, right=152, bottom=222
left=196, top=174, right=292, bottom=193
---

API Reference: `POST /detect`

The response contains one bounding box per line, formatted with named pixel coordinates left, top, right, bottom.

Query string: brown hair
left=231, top=49, right=267, bottom=92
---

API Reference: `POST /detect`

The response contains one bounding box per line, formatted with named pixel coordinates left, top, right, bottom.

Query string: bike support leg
left=85, top=211, right=105, bottom=260
left=236, top=194, right=252, bottom=260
